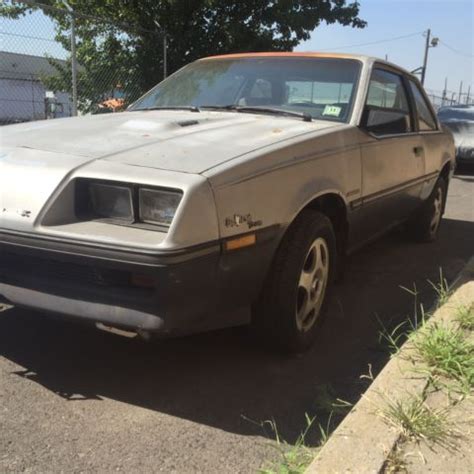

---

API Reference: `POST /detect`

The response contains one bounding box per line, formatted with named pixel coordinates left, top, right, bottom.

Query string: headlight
left=76, top=179, right=182, bottom=228
left=89, top=182, right=134, bottom=222
left=139, top=188, right=182, bottom=226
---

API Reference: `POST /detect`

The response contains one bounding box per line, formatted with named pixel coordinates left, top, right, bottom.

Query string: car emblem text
left=225, top=213, right=262, bottom=229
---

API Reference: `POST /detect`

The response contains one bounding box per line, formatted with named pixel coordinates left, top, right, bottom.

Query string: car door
left=406, top=78, right=445, bottom=198
left=355, top=66, right=426, bottom=243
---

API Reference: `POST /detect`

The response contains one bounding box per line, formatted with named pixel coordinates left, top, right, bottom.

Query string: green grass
left=260, top=270, right=470, bottom=472
left=380, top=394, right=454, bottom=446
left=256, top=385, right=352, bottom=473
left=257, top=415, right=318, bottom=474
left=376, top=270, right=471, bottom=451
left=455, top=304, right=474, bottom=331
left=259, top=443, right=314, bottom=474
left=411, top=323, right=474, bottom=391
left=314, top=384, right=353, bottom=416
left=428, top=268, right=451, bottom=308
left=377, top=270, right=474, bottom=391
left=377, top=316, right=411, bottom=356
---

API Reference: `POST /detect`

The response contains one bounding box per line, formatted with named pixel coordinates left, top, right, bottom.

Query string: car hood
left=441, top=120, right=474, bottom=149
left=0, top=110, right=338, bottom=174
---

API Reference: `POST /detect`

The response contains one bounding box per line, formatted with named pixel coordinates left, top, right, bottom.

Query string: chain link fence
left=426, top=88, right=473, bottom=110
left=0, top=0, right=166, bottom=125
left=1, top=1, right=471, bottom=125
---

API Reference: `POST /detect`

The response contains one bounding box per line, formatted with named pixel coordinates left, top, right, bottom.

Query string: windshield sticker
left=322, top=105, right=341, bottom=117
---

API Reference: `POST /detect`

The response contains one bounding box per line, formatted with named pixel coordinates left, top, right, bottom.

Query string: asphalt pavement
left=1, top=171, right=473, bottom=473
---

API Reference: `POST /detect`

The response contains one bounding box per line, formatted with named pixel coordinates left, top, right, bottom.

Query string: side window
left=363, top=69, right=412, bottom=135
left=408, top=80, right=437, bottom=131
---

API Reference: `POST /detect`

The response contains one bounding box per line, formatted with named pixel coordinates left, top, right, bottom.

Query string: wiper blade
left=200, top=105, right=236, bottom=110
left=201, top=105, right=312, bottom=122
left=236, top=106, right=312, bottom=122
left=133, top=106, right=200, bottom=112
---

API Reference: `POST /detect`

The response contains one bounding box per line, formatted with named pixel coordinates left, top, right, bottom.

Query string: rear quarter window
left=408, top=81, right=437, bottom=131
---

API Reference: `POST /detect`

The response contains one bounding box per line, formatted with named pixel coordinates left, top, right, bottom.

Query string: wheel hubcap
left=296, top=237, right=330, bottom=332
left=429, top=187, right=443, bottom=235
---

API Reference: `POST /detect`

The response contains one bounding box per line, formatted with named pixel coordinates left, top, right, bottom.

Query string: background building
left=0, top=51, right=72, bottom=125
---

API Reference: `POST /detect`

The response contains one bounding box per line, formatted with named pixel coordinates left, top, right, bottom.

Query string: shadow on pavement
left=0, top=217, right=473, bottom=444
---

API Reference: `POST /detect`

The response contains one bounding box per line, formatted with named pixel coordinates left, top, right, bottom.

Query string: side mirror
left=361, top=105, right=410, bottom=135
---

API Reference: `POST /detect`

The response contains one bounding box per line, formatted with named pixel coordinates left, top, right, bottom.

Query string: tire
left=407, top=177, right=447, bottom=243
left=252, top=210, right=337, bottom=354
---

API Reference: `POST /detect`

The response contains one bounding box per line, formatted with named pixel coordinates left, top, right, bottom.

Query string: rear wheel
left=252, top=210, right=337, bottom=353
left=407, top=177, right=447, bottom=242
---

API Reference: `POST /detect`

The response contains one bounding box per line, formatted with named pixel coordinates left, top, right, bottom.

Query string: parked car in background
left=437, top=105, right=474, bottom=166
left=0, top=53, right=455, bottom=353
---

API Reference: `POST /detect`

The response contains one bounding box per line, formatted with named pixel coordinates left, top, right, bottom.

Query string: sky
left=296, top=0, right=473, bottom=95
left=1, top=0, right=473, bottom=96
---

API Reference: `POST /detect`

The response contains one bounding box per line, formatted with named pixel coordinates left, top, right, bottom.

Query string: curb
left=306, top=256, right=474, bottom=474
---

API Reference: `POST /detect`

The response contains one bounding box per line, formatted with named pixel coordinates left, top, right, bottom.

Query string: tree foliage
left=1, top=1, right=366, bottom=111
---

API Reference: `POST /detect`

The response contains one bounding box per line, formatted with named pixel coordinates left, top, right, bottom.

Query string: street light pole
left=153, top=20, right=168, bottom=80
left=70, top=14, right=78, bottom=116
left=163, top=32, right=168, bottom=79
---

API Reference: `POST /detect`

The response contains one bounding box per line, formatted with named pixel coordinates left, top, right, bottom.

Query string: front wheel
left=252, top=210, right=337, bottom=354
left=406, top=177, right=447, bottom=242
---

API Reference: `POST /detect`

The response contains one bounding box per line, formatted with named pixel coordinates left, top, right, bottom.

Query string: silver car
left=0, top=53, right=455, bottom=352
left=437, top=105, right=474, bottom=165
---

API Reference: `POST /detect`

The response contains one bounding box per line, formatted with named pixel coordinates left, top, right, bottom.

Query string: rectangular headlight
left=139, top=188, right=182, bottom=226
left=89, top=182, right=133, bottom=222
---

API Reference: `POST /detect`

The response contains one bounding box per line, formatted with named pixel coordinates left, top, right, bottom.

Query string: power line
left=0, top=31, right=59, bottom=43
left=439, top=40, right=474, bottom=58
left=318, top=31, right=424, bottom=52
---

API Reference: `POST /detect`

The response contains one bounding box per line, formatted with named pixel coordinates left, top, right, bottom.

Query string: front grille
left=0, top=251, right=130, bottom=288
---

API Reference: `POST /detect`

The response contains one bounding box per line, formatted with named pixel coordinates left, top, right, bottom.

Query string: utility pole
left=421, top=29, right=430, bottom=85
left=63, top=1, right=78, bottom=116
left=466, top=85, right=471, bottom=105
left=458, top=81, right=463, bottom=105
left=421, top=29, right=439, bottom=86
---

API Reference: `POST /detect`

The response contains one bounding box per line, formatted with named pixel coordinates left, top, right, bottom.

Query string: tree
left=1, top=1, right=366, bottom=111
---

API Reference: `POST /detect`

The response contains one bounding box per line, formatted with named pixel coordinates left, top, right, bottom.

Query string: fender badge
left=225, top=213, right=262, bottom=229
left=18, top=209, right=32, bottom=218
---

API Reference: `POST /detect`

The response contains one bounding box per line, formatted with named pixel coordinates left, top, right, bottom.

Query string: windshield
left=129, top=57, right=361, bottom=123
left=438, top=107, right=474, bottom=122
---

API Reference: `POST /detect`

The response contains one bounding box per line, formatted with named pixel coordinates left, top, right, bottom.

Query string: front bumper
left=456, top=146, right=474, bottom=164
left=0, top=228, right=280, bottom=334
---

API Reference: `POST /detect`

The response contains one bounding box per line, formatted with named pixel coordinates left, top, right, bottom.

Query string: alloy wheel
left=429, top=186, right=444, bottom=236
left=296, top=237, right=330, bottom=332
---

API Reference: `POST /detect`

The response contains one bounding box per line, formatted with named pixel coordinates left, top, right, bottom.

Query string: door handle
left=413, top=146, right=424, bottom=157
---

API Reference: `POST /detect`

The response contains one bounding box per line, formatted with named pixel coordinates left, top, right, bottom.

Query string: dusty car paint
left=0, top=53, right=455, bottom=336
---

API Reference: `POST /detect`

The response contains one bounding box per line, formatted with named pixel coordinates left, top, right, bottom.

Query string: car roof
left=200, top=51, right=414, bottom=77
